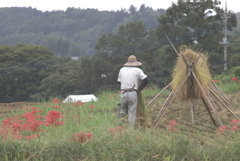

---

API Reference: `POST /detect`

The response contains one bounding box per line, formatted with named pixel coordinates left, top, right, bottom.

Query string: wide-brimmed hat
left=123, top=55, right=142, bottom=67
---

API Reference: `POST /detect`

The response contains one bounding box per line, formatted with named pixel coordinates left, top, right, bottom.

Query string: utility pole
left=219, top=1, right=228, bottom=71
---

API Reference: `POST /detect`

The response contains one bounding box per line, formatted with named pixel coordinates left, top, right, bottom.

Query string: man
left=117, top=55, right=148, bottom=129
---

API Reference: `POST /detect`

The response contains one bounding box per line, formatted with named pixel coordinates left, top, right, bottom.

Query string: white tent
left=63, top=94, right=98, bottom=103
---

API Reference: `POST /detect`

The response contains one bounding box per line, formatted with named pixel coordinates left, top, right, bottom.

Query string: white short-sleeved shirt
left=117, top=67, right=147, bottom=90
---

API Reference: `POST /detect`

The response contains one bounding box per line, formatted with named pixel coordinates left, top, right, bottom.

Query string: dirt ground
left=146, top=91, right=240, bottom=130
left=0, top=102, right=38, bottom=116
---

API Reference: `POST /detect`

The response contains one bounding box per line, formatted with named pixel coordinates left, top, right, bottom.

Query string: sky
left=0, top=0, right=239, bottom=13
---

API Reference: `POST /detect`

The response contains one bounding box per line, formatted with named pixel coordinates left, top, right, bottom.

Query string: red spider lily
left=45, top=111, right=64, bottom=126
left=108, top=126, right=124, bottom=134
left=21, top=108, right=44, bottom=132
left=89, top=105, right=95, bottom=109
left=218, top=126, right=227, bottom=133
left=70, top=132, right=93, bottom=143
left=0, top=107, right=45, bottom=141
left=54, top=121, right=64, bottom=126
left=108, top=128, right=116, bottom=133
left=231, top=126, right=238, bottom=132
left=117, top=126, right=124, bottom=131
left=232, top=77, right=238, bottom=81
left=25, top=133, right=39, bottom=141
left=22, top=119, right=44, bottom=132
left=51, top=98, right=60, bottom=104
left=72, top=101, right=84, bottom=106
left=53, top=106, right=60, bottom=109
left=168, top=120, right=178, bottom=127
left=230, top=119, right=239, bottom=124
left=3, top=116, right=22, bottom=128
left=23, top=106, right=30, bottom=110
left=11, top=123, right=22, bottom=132
left=13, top=132, right=22, bottom=140
left=166, top=120, right=178, bottom=132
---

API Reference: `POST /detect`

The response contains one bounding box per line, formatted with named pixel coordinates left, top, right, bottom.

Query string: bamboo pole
left=155, top=74, right=189, bottom=127
left=211, top=81, right=230, bottom=101
left=165, top=34, right=180, bottom=55
left=190, top=99, right=195, bottom=124
left=156, top=91, right=173, bottom=119
left=210, top=82, right=231, bottom=105
left=210, top=91, right=240, bottom=120
left=209, top=92, right=225, bottom=110
left=202, top=97, right=217, bottom=126
left=146, top=83, right=171, bottom=108
left=209, top=88, right=230, bottom=107
left=192, top=71, right=223, bottom=126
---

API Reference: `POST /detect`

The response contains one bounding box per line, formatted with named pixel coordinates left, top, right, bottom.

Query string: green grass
left=0, top=83, right=240, bottom=161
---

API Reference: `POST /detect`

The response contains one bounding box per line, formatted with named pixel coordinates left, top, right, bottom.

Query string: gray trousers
left=119, top=91, right=137, bottom=129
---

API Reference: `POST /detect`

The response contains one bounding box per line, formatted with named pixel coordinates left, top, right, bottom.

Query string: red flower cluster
left=0, top=107, right=64, bottom=141
left=70, top=132, right=93, bottom=143
left=52, top=98, right=60, bottom=104
left=167, top=120, right=178, bottom=132
left=230, top=119, right=239, bottom=132
left=231, top=77, right=238, bottom=81
left=72, top=101, right=84, bottom=106
left=89, top=105, right=95, bottom=109
left=218, top=119, right=240, bottom=133
left=45, top=111, right=64, bottom=126
left=0, top=107, right=44, bottom=140
left=230, top=119, right=239, bottom=124
left=108, top=126, right=124, bottom=134
left=218, top=126, right=227, bottom=133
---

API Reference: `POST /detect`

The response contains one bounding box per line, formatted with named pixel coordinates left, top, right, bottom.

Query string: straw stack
left=152, top=44, right=238, bottom=127
left=171, top=45, right=212, bottom=101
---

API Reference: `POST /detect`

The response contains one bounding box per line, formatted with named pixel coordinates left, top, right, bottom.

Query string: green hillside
left=0, top=6, right=165, bottom=56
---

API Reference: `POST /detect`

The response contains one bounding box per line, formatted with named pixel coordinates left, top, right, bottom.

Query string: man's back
left=118, top=67, right=147, bottom=90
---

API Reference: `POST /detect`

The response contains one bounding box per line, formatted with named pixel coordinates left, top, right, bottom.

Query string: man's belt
left=121, top=89, right=136, bottom=93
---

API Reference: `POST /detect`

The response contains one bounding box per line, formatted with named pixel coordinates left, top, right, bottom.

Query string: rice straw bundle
left=170, top=45, right=212, bottom=101
left=136, top=86, right=150, bottom=128
left=136, top=91, right=150, bottom=127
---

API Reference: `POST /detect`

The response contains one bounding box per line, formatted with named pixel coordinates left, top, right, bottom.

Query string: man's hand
left=138, top=86, right=143, bottom=91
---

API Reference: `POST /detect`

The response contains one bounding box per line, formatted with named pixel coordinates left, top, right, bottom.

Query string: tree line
left=0, top=0, right=240, bottom=103
left=0, top=5, right=165, bottom=57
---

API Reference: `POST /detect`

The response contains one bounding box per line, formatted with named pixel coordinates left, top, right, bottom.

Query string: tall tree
left=87, top=21, right=150, bottom=91
left=0, top=44, right=55, bottom=102
left=156, top=0, right=237, bottom=75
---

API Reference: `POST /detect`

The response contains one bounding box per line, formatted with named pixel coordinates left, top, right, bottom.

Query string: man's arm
left=138, top=77, right=148, bottom=91
left=142, top=77, right=148, bottom=88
